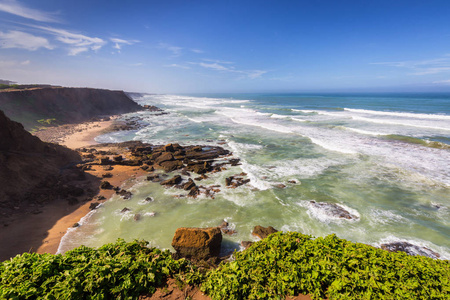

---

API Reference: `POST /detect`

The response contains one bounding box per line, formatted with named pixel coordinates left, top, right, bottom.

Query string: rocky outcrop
left=309, top=200, right=358, bottom=220
left=172, top=227, right=222, bottom=260
left=0, top=87, right=142, bottom=130
left=0, top=109, right=81, bottom=213
left=381, top=242, right=441, bottom=259
left=252, top=225, right=278, bottom=239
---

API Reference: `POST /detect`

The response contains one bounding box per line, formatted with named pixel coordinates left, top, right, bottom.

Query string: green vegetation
left=1, top=233, right=449, bottom=299
left=0, top=240, right=194, bottom=299
left=203, top=232, right=450, bottom=299
left=37, top=118, right=58, bottom=126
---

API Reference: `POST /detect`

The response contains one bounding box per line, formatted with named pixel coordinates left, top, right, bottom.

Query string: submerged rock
left=252, top=225, right=278, bottom=239
left=172, top=227, right=222, bottom=260
left=161, top=175, right=182, bottom=186
left=309, top=200, right=358, bottom=220
left=381, top=242, right=441, bottom=259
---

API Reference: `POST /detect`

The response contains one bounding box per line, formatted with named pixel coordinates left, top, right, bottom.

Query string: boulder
left=99, top=157, right=111, bottom=165
left=155, top=152, right=174, bottom=164
left=309, top=200, right=358, bottom=220
left=241, top=241, right=254, bottom=250
left=161, top=175, right=182, bottom=186
left=171, top=227, right=222, bottom=260
left=252, top=225, right=278, bottom=239
left=100, top=181, right=113, bottom=189
left=381, top=242, right=440, bottom=259
left=183, top=179, right=196, bottom=191
left=159, top=160, right=183, bottom=172
left=113, top=155, right=123, bottom=162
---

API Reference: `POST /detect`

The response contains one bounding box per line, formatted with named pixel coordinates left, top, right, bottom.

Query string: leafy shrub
left=202, top=232, right=450, bottom=299
left=0, top=239, right=194, bottom=299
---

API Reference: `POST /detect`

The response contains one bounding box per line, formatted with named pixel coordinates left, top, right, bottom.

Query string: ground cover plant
left=1, top=233, right=449, bottom=299
left=0, top=239, right=194, bottom=299
left=202, top=232, right=450, bottom=299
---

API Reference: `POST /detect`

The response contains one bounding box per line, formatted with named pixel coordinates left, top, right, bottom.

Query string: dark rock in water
left=171, top=227, right=222, bottom=260
left=274, top=183, right=286, bottom=189
left=113, top=155, right=123, bottom=162
left=72, top=222, right=80, bottom=228
left=143, top=105, right=163, bottom=112
left=146, top=173, right=160, bottom=182
left=229, top=158, right=240, bottom=166
left=241, top=241, right=254, bottom=250
left=183, top=178, right=196, bottom=191
left=117, top=189, right=132, bottom=200
left=120, top=207, right=130, bottom=213
left=89, top=202, right=100, bottom=210
left=381, top=242, right=441, bottom=259
left=161, top=175, right=182, bottom=186
left=181, top=169, right=191, bottom=176
left=219, top=220, right=237, bottom=235
left=309, top=200, right=358, bottom=220
left=145, top=197, right=154, bottom=202
left=225, top=176, right=233, bottom=186
left=159, top=160, right=183, bottom=172
left=134, top=213, right=141, bottom=221
left=252, top=225, right=278, bottom=239
left=100, top=181, right=112, bottom=189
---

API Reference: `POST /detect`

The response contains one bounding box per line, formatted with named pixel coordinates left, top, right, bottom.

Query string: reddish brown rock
left=161, top=175, right=182, bottom=186
left=252, top=225, right=278, bottom=239
left=155, top=152, right=174, bottom=164
left=171, top=227, right=222, bottom=260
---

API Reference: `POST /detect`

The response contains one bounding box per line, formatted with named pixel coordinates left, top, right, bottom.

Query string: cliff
left=0, top=87, right=142, bottom=130
left=0, top=109, right=81, bottom=214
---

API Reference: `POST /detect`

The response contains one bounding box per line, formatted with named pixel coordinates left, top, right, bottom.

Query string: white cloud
left=372, top=56, right=450, bottom=76
left=0, top=30, right=53, bottom=50
left=0, top=0, right=59, bottom=22
left=164, top=63, right=190, bottom=69
left=110, top=37, right=139, bottom=50
left=191, top=48, right=204, bottom=54
left=158, top=43, right=183, bottom=56
left=32, top=25, right=106, bottom=55
left=433, top=79, right=450, bottom=85
left=20, top=59, right=30, bottom=65
left=193, top=60, right=267, bottom=79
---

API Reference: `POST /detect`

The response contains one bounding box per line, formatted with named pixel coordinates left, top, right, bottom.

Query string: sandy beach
left=0, top=118, right=146, bottom=260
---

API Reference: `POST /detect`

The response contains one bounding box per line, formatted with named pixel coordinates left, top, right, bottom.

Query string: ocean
left=58, top=93, right=450, bottom=259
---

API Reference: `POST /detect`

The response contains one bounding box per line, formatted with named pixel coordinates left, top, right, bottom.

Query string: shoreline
left=0, top=118, right=146, bottom=260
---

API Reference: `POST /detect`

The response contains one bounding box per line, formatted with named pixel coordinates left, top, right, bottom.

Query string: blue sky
left=1, top=0, right=450, bottom=93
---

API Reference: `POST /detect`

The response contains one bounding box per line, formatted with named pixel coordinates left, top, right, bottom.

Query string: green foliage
left=0, top=239, right=194, bottom=299
left=37, top=118, right=57, bottom=125
left=202, top=232, right=450, bottom=300
left=1, top=234, right=449, bottom=299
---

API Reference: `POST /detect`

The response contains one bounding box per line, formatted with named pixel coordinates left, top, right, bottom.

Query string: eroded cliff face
left=0, top=110, right=81, bottom=214
left=0, top=87, right=142, bottom=130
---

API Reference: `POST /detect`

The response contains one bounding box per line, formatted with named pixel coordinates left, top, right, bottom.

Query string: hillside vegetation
left=1, top=232, right=448, bottom=299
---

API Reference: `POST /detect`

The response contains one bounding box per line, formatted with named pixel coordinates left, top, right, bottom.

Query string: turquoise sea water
left=58, top=93, right=450, bottom=259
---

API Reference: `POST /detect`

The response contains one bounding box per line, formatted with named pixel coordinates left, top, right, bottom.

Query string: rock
left=183, top=179, right=196, bottom=191
left=117, top=189, right=132, bottom=199
left=181, top=169, right=191, bottom=176
left=147, top=174, right=160, bottom=182
left=381, top=242, right=440, bottom=259
left=143, top=105, right=163, bottom=111
left=102, top=165, right=113, bottom=171
left=171, top=227, right=222, bottom=260
left=252, top=225, right=278, bottom=239
left=229, top=158, right=240, bottom=166
left=274, top=183, right=286, bottom=189
left=192, top=146, right=203, bottom=152
left=159, top=160, right=183, bottom=172
left=134, top=213, right=141, bottom=221
left=288, top=179, right=300, bottom=184
left=161, top=175, right=182, bottom=186
left=145, top=197, right=154, bottom=202
left=99, top=157, right=111, bottom=165
left=73, top=222, right=80, bottom=228
left=121, top=207, right=130, bottom=213
left=102, top=172, right=113, bottom=178
left=309, top=200, right=358, bottom=220
left=113, top=155, right=123, bottom=162
left=100, top=181, right=112, bottom=189
left=225, top=176, right=233, bottom=186
left=219, top=220, right=237, bottom=235
left=241, top=241, right=254, bottom=250
left=163, top=143, right=175, bottom=152
left=155, top=152, right=174, bottom=164
left=89, top=202, right=100, bottom=210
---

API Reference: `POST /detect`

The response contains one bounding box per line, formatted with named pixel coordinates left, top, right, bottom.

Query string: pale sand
left=0, top=119, right=146, bottom=260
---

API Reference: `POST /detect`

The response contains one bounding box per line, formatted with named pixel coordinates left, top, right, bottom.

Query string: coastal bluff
left=0, top=109, right=81, bottom=213
left=0, top=87, right=142, bottom=130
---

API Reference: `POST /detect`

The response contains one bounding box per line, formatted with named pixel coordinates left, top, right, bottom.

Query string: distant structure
left=0, top=79, right=16, bottom=85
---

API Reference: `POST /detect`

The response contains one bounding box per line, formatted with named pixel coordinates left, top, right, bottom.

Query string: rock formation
left=0, top=87, right=142, bottom=130
left=0, top=109, right=81, bottom=215
left=171, top=227, right=222, bottom=260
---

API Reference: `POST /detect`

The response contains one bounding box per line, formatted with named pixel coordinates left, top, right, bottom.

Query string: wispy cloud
left=0, top=0, right=59, bottom=22
left=33, top=25, right=106, bottom=55
left=110, top=37, right=139, bottom=51
left=0, top=30, right=53, bottom=50
left=190, top=48, right=204, bottom=54
left=164, top=63, right=190, bottom=69
left=0, top=58, right=31, bottom=68
left=433, top=79, right=450, bottom=85
left=372, top=56, right=450, bottom=76
left=158, top=43, right=183, bottom=56
left=192, top=60, right=267, bottom=79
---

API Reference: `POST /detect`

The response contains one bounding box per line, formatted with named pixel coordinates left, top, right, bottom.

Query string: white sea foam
left=375, top=236, right=450, bottom=260
left=297, top=200, right=360, bottom=224
left=369, top=209, right=408, bottom=224
left=344, top=108, right=450, bottom=120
